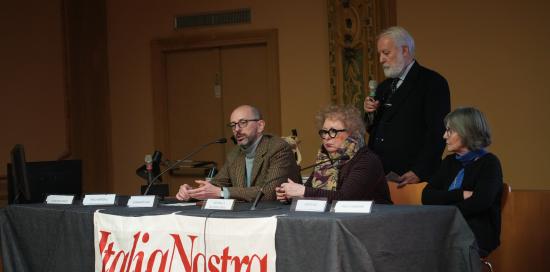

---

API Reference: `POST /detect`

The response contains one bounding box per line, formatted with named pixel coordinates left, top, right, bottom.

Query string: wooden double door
left=152, top=30, right=281, bottom=192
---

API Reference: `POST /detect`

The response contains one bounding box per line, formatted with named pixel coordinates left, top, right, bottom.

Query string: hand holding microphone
left=364, top=80, right=380, bottom=113
left=364, top=99, right=380, bottom=113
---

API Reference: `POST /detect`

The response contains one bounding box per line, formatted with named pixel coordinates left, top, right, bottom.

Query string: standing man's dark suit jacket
left=211, top=134, right=300, bottom=202
left=367, top=61, right=450, bottom=180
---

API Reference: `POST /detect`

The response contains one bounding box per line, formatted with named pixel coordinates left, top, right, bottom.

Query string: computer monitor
left=7, top=145, right=82, bottom=204
left=8, top=144, right=31, bottom=203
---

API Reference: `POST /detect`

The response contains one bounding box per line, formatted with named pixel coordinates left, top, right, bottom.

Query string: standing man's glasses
left=227, top=119, right=260, bottom=129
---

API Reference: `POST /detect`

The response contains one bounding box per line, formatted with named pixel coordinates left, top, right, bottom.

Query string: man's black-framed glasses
left=318, top=128, right=347, bottom=139
left=227, top=119, right=260, bottom=129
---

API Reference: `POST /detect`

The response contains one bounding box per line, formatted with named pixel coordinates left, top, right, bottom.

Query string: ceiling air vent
left=174, top=8, right=251, bottom=29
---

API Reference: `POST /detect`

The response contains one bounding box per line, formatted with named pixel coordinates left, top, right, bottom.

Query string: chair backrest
left=281, top=134, right=302, bottom=165
left=387, top=181, right=427, bottom=205
left=480, top=182, right=511, bottom=271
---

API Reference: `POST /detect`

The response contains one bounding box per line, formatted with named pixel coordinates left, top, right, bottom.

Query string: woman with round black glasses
left=276, top=104, right=392, bottom=204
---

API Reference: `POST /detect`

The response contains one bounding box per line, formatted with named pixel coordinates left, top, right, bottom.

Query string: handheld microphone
left=250, top=154, right=350, bottom=210
left=145, top=154, right=153, bottom=185
left=368, top=80, right=378, bottom=98
left=366, top=80, right=378, bottom=125
left=143, top=137, right=227, bottom=195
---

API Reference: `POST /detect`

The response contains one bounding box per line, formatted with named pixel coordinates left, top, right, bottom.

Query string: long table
left=0, top=201, right=480, bottom=271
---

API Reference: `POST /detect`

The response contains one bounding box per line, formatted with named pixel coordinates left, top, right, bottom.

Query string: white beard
left=383, top=52, right=406, bottom=78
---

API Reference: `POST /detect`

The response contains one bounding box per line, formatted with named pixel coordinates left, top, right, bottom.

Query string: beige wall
left=0, top=0, right=67, bottom=167
left=2, top=0, right=549, bottom=193
left=397, top=0, right=550, bottom=189
left=107, top=0, right=330, bottom=194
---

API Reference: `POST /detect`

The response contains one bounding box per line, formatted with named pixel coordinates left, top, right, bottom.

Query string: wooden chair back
left=387, top=181, right=427, bottom=205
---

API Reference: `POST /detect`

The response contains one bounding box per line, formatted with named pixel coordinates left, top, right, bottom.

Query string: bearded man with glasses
left=176, top=105, right=300, bottom=202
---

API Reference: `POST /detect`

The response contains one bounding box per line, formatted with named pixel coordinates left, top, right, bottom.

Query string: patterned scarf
left=310, top=137, right=362, bottom=191
left=448, top=149, right=488, bottom=191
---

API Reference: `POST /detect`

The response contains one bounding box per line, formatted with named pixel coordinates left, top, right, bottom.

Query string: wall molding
left=327, top=0, right=395, bottom=110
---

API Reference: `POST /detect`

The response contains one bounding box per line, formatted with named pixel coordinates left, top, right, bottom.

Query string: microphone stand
left=250, top=182, right=270, bottom=210
left=250, top=179, right=284, bottom=211
left=299, top=154, right=350, bottom=172
left=143, top=138, right=226, bottom=195
left=147, top=170, right=153, bottom=185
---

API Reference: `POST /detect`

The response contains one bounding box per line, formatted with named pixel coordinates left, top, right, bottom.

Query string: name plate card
left=127, top=195, right=157, bottom=208
left=294, top=199, right=327, bottom=212
left=332, top=201, right=373, bottom=213
left=203, top=199, right=235, bottom=210
left=45, top=195, right=75, bottom=205
left=83, top=194, right=117, bottom=206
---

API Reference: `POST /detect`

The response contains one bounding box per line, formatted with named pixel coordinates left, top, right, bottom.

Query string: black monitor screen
left=7, top=145, right=82, bottom=204
left=8, top=144, right=31, bottom=203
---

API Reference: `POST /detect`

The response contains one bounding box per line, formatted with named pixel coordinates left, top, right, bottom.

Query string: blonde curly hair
left=316, top=104, right=366, bottom=140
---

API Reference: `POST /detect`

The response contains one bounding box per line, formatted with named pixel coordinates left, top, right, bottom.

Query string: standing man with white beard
left=364, top=26, right=450, bottom=187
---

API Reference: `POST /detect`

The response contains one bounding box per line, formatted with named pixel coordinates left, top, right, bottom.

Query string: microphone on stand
left=145, top=154, right=153, bottom=185
left=320, top=145, right=334, bottom=165
left=143, top=138, right=227, bottom=196
left=250, top=154, right=350, bottom=210
left=299, top=154, right=350, bottom=172
left=250, top=179, right=275, bottom=210
left=136, top=151, right=163, bottom=182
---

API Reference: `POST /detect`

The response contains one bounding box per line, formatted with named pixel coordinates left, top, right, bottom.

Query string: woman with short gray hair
left=444, top=107, right=491, bottom=150
left=422, top=107, right=503, bottom=257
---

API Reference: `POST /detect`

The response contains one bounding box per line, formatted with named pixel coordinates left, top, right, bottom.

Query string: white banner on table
left=93, top=212, right=277, bottom=272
